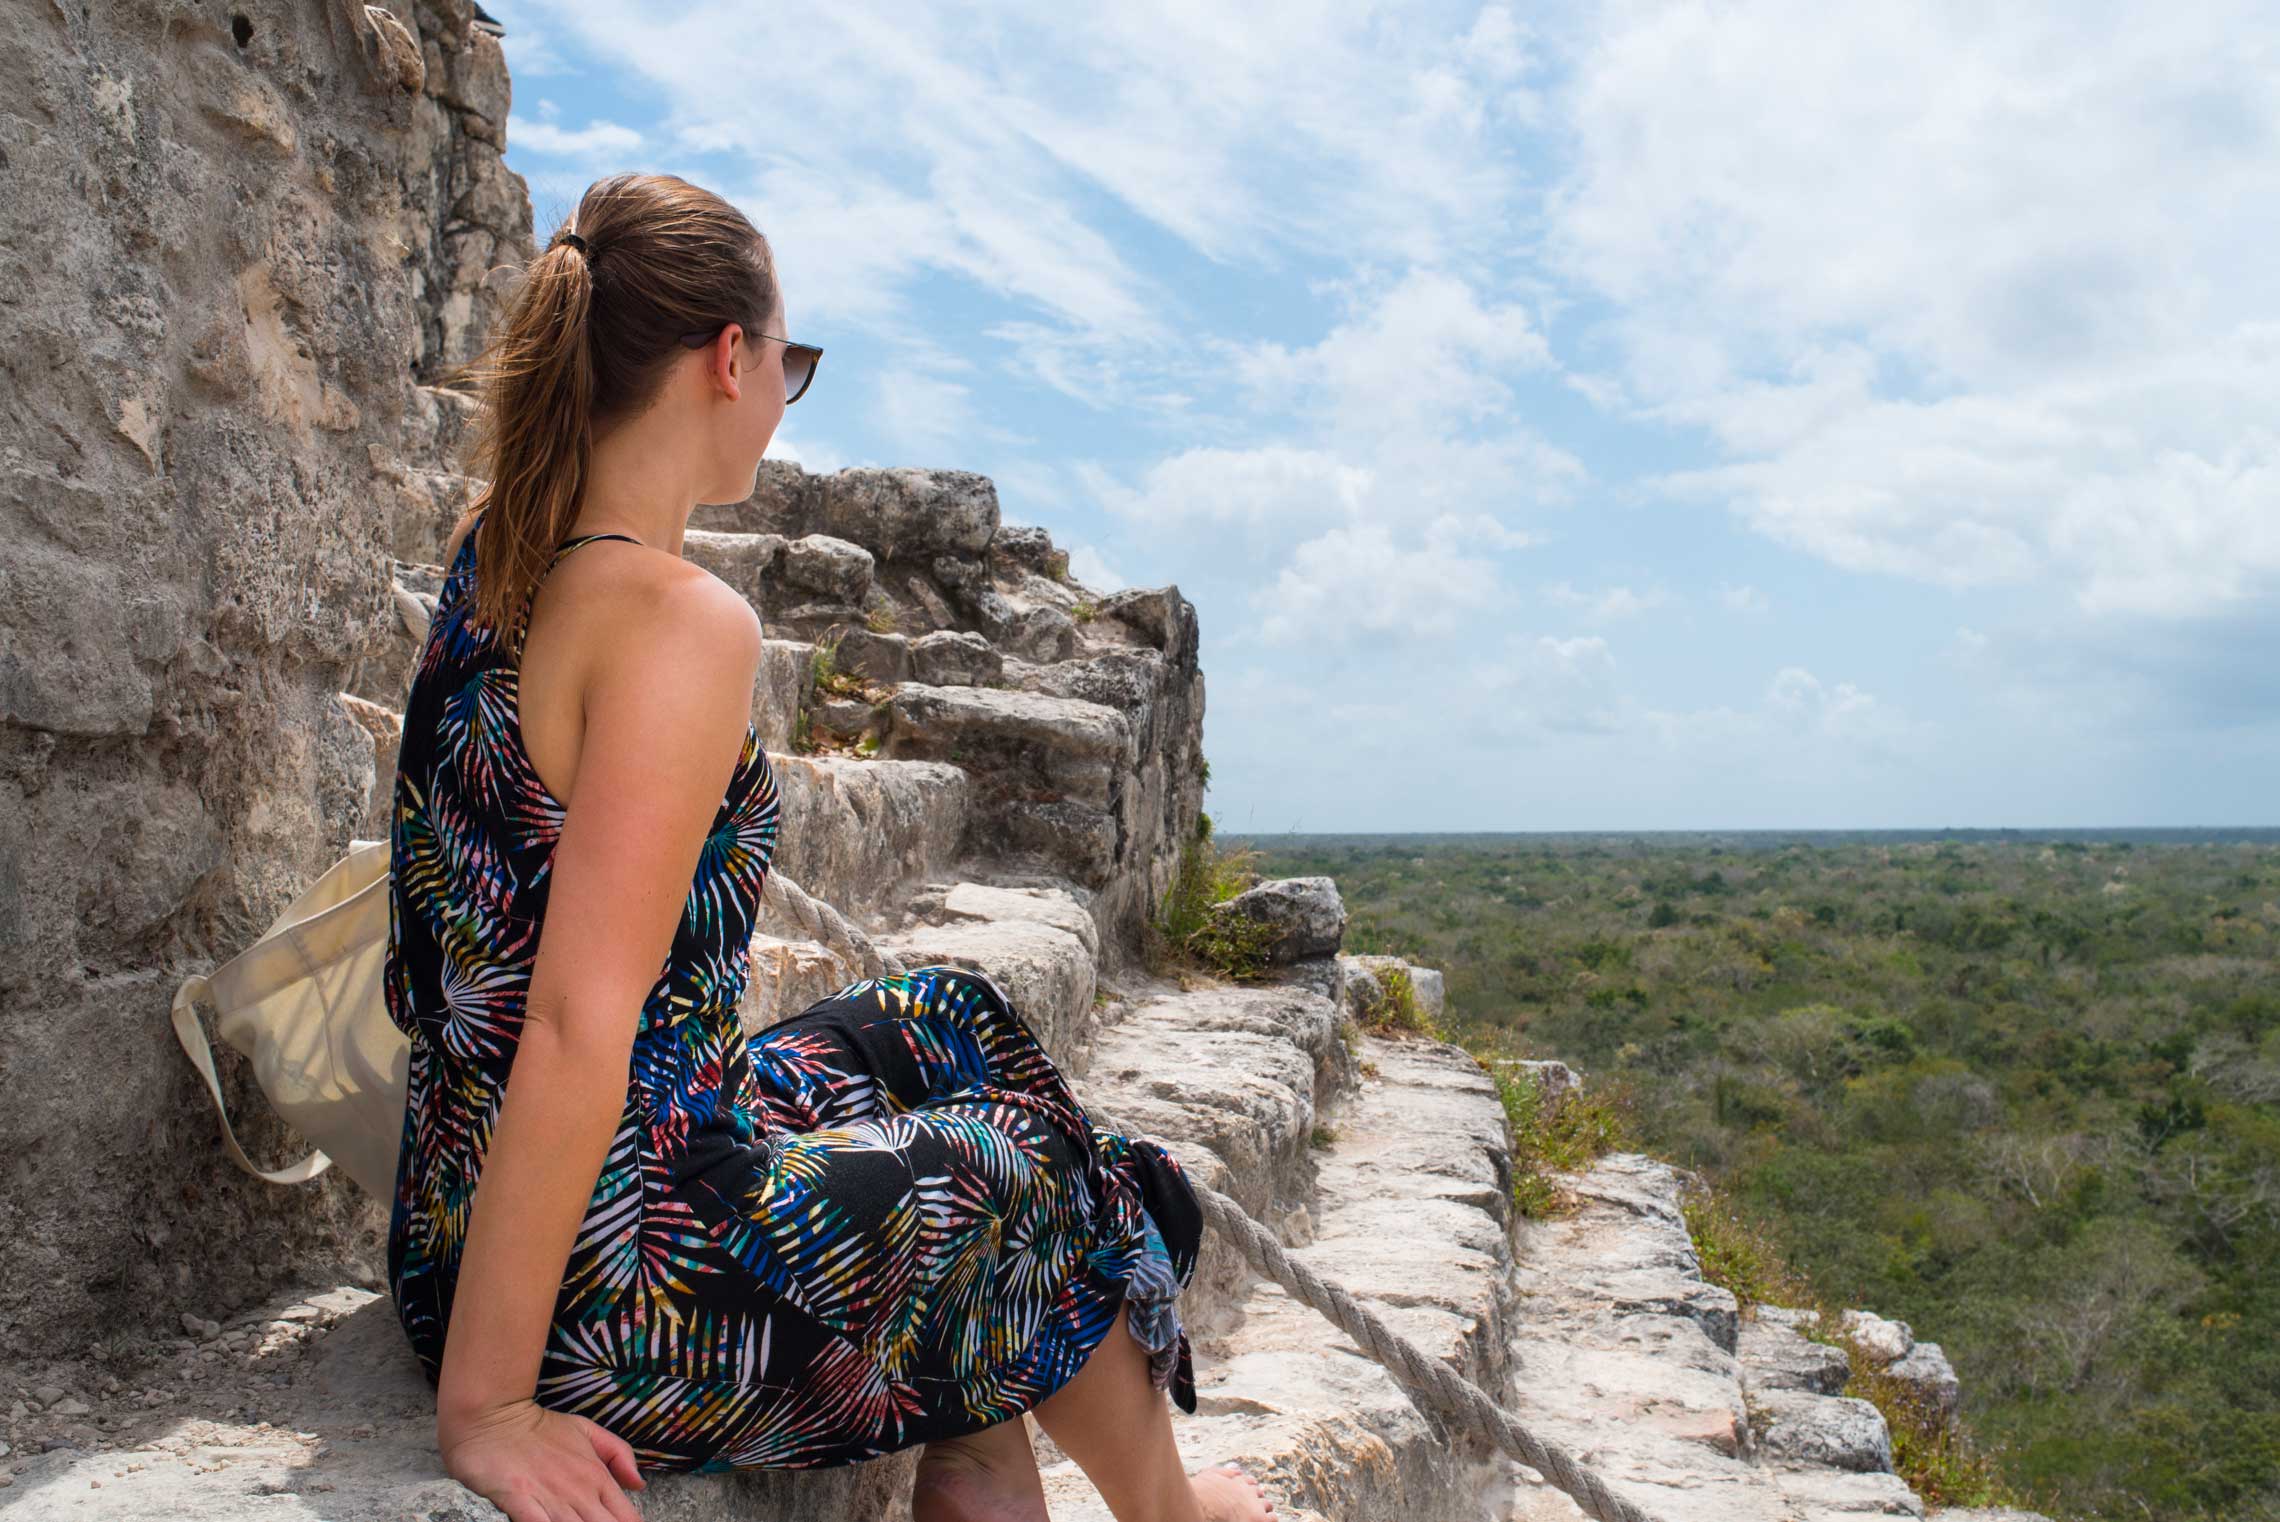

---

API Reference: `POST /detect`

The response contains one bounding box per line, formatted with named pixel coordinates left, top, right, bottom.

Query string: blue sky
left=484, top=1, right=2280, bottom=832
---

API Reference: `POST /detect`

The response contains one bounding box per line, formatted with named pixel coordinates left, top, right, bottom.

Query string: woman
left=383, top=170, right=1275, bottom=1522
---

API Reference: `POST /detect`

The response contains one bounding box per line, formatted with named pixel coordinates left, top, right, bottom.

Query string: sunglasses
left=677, top=322, right=823, bottom=404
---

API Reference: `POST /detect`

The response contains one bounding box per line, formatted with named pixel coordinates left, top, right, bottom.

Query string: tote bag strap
left=169, top=972, right=334, bottom=1186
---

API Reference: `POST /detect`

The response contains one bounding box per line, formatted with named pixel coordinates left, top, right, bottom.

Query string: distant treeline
left=1227, top=826, right=2280, bottom=851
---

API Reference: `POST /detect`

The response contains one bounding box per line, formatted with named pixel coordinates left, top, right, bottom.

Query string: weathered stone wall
left=690, top=465, right=1207, bottom=971
left=0, top=0, right=1204, bottom=1365
left=0, top=0, right=518, bottom=1361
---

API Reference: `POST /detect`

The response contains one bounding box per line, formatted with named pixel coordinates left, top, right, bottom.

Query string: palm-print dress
left=384, top=517, right=1200, bottom=1472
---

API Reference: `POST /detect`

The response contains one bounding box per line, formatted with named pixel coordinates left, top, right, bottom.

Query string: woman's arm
left=434, top=569, right=764, bottom=1440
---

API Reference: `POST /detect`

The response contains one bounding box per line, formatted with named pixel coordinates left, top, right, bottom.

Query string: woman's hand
left=439, top=1397, right=648, bottom=1522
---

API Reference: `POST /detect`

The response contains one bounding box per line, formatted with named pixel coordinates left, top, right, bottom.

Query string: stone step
left=1046, top=1030, right=1524, bottom=1522
left=762, top=752, right=970, bottom=925
left=1297, top=1039, right=1518, bottom=1397
left=1500, top=1153, right=1927, bottom=1522
left=871, top=885, right=1104, bottom=1069
left=879, top=681, right=1133, bottom=890
left=1070, top=980, right=1357, bottom=1341
left=0, top=1285, right=909, bottom=1521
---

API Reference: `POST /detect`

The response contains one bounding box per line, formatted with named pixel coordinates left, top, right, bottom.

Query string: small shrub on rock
left=1357, top=964, right=1438, bottom=1039
left=1147, top=811, right=1277, bottom=980
left=1483, top=1060, right=1637, bottom=1219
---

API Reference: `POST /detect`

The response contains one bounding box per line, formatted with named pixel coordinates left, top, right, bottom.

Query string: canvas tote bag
left=169, top=836, right=410, bottom=1201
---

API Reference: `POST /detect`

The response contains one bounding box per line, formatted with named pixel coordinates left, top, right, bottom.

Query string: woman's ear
left=709, top=325, right=743, bottom=400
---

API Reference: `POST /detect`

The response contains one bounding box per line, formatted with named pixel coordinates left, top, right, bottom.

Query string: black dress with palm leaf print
left=383, top=515, right=1200, bottom=1471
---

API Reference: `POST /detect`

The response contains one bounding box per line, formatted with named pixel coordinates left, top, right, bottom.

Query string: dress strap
left=546, top=531, right=644, bottom=570
left=514, top=533, right=646, bottom=647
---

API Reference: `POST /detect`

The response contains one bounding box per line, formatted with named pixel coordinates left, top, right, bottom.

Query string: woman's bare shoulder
left=564, top=547, right=761, bottom=672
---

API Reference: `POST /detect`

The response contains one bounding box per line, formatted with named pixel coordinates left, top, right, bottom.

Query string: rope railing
left=1079, top=1095, right=1660, bottom=1522
left=1177, top=1169, right=1662, bottom=1522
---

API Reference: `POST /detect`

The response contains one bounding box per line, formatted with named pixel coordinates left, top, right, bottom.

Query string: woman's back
left=382, top=515, right=783, bottom=1375
left=395, top=175, right=1231, bottom=1512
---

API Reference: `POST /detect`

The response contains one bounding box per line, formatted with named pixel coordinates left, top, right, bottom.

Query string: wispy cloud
left=1544, top=581, right=1666, bottom=621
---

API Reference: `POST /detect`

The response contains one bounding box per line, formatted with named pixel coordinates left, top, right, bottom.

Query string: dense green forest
left=1233, top=832, right=2280, bottom=1522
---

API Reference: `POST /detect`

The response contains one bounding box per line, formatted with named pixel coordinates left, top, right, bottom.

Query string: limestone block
left=1841, top=1307, right=1916, bottom=1364
left=1768, top=1463, right=1926, bottom=1517
left=753, top=637, right=811, bottom=752
left=1885, top=1339, right=1962, bottom=1425
left=909, top=629, right=1001, bottom=686
left=679, top=527, right=788, bottom=612
left=935, top=880, right=1102, bottom=964
left=1754, top=1388, right=1895, bottom=1472
left=1268, top=954, right=1345, bottom=1003
left=1094, top=585, right=1197, bottom=662
left=987, top=521, right=1062, bottom=576
left=1340, top=953, right=1445, bottom=1026
left=782, top=533, right=875, bottom=602
left=1738, top=1314, right=1853, bottom=1396
left=687, top=459, right=824, bottom=537
left=1213, top=876, right=1348, bottom=963
left=830, top=627, right=911, bottom=684
left=765, top=754, right=969, bottom=922
left=818, top=467, right=999, bottom=564
left=884, top=682, right=1131, bottom=808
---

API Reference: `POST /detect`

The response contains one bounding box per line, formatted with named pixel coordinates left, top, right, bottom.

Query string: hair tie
left=557, top=230, right=590, bottom=258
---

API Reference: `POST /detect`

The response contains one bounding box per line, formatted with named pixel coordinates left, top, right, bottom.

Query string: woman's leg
left=912, top=1415, right=1049, bottom=1522
left=1031, top=1303, right=1274, bottom=1522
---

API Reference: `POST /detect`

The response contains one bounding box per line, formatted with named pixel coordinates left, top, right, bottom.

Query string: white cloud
left=1462, top=630, right=1922, bottom=759
left=1545, top=0, right=2280, bottom=619
left=1232, top=268, right=1558, bottom=446
left=872, top=368, right=976, bottom=458
left=763, top=431, right=843, bottom=475
left=1766, top=666, right=1881, bottom=736
left=1944, top=625, right=1991, bottom=666
left=1472, top=633, right=1623, bottom=735
left=508, top=116, right=645, bottom=160
left=1720, top=582, right=1770, bottom=615
left=1084, top=446, right=1376, bottom=536
left=1064, top=545, right=1128, bottom=594
left=530, top=0, right=1546, bottom=349
left=1630, top=665, right=1929, bottom=772
left=1084, top=265, right=1578, bottom=647
left=1253, top=516, right=1512, bottom=646
left=1544, top=581, right=1665, bottom=620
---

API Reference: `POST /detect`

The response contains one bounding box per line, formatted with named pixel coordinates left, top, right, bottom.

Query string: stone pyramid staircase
left=0, top=461, right=2041, bottom=1522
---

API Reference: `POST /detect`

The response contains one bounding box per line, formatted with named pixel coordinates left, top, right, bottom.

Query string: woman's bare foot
left=1193, top=1461, right=1276, bottom=1521
left=912, top=1422, right=1049, bottom=1522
